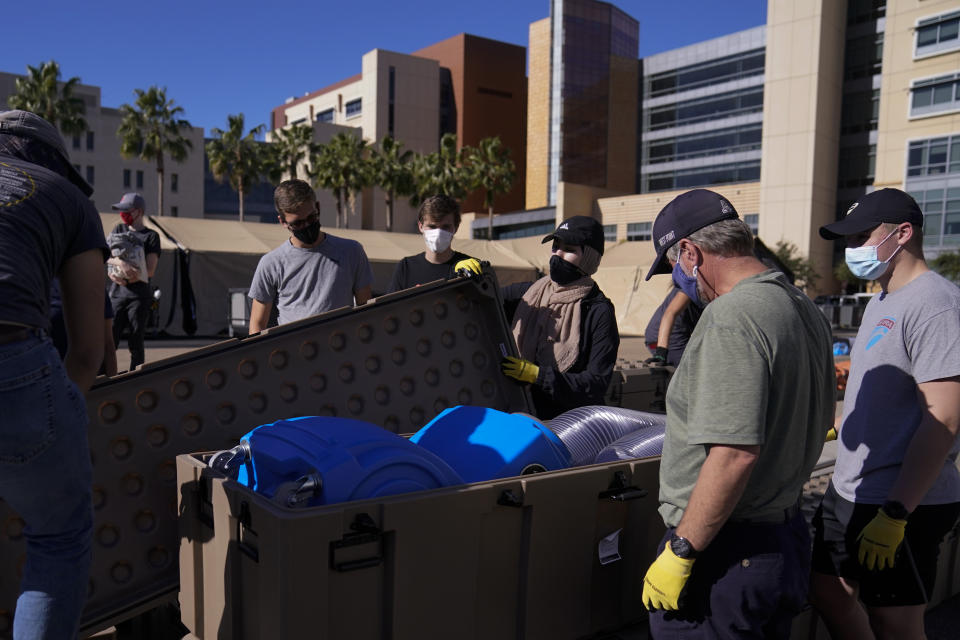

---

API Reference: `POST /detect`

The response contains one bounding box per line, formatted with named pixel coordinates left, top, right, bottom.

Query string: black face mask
left=549, top=255, right=585, bottom=285
left=292, top=219, right=321, bottom=245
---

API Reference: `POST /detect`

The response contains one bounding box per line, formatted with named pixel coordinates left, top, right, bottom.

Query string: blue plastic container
left=410, top=406, right=572, bottom=482
left=231, top=416, right=463, bottom=507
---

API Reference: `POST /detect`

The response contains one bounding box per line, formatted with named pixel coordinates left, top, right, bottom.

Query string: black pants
left=111, top=296, right=150, bottom=370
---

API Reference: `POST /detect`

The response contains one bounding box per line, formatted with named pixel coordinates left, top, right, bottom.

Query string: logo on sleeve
left=865, top=316, right=896, bottom=351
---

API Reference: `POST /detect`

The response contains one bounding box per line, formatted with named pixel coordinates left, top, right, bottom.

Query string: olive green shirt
left=659, top=270, right=834, bottom=528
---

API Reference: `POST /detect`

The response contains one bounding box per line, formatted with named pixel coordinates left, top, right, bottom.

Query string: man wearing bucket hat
left=500, top=215, right=619, bottom=419
left=0, top=110, right=107, bottom=638
left=639, top=189, right=834, bottom=637
left=809, top=189, right=960, bottom=640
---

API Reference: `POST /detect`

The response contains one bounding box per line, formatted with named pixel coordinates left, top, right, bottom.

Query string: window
left=916, top=11, right=960, bottom=58
left=838, top=144, right=876, bottom=188
left=844, top=32, right=884, bottom=80
left=72, top=135, right=81, bottom=150
left=907, top=135, right=960, bottom=177
left=603, top=224, right=617, bottom=242
left=123, top=169, right=131, bottom=188
left=908, top=187, right=960, bottom=247
left=85, top=165, right=94, bottom=185
left=840, top=89, right=880, bottom=134
left=345, top=98, right=362, bottom=118
left=316, top=108, right=334, bottom=123
left=171, top=206, right=179, bottom=217
left=645, top=160, right=761, bottom=192
left=910, top=74, right=960, bottom=118
left=647, top=48, right=764, bottom=98
left=626, top=222, right=652, bottom=242
left=171, top=173, right=179, bottom=193
left=86, top=131, right=94, bottom=151
left=136, top=170, right=144, bottom=189
left=744, top=214, right=759, bottom=235
left=648, top=87, right=764, bottom=131
left=645, top=123, right=762, bottom=164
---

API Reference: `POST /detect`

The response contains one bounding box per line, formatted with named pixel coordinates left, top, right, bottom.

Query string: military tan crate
left=177, top=452, right=664, bottom=640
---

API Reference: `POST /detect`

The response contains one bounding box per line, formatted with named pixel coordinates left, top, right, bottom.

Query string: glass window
left=916, top=11, right=960, bottom=56
left=649, top=87, right=763, bottom=130
left=744, top=213, right=759, bottom=235
left=603, top=224, right=617, bottom=242
left=86, top=131, right=94, bottom=151
left=85, top=165, right=94, bottom=185
left=316, top=108, right=334, bottom=123
left=171, top=206, right=179, bottom=218
left=626, top=221, right=651, bottom=242
left=136, top=170, right=144, bottom=189
left=907, top=135, right=960, bottom=176
left=72, top=135, right=81, bottom=150
left=910, top=74, right=960, bottom=117
left=345, top=98, right=362, bottom=118
left=123, top=169, right=131, bottom=188
left=647, top=48, right=764, bottom=97
left=171, top=173, right=179, bottom=193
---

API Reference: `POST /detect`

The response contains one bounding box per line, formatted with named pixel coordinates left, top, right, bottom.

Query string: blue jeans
left=0, top=335, right=92, bottom=640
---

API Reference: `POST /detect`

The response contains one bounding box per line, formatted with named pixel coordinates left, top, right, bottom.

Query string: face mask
left=549, top=254, right=586, bottom=285
left=292, top=218, right=321, bottom=245
left=672, top=259, right=701, bottom=306
left=120, top=211, right=137, bottom=226
left=845, top=228, right=902, bottom=280
left=423, top=228, right=454, bottom=253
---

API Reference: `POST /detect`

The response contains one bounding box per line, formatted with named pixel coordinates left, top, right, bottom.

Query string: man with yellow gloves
left=499, top=216, right=619, bottom=420
left=810, top=190, right=960, bottom=640
left=639, top=190, right=835, bottom=636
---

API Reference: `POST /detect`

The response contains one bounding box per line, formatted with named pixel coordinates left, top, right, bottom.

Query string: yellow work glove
left=825, top=427, right=837, bottom=442
left=642, top=542, right=695, bottom=611
left=500, top=356, right=539, bottom=384
left=454, top=258, right=482, bottom=277
left=857, top=508, right=907, bottom=570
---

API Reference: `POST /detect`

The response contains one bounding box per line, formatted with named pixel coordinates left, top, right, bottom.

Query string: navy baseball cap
left=0, top=110, right=93, bottom=197
left=542, top=215, right=606, bottom=256
left=820, top=189, right=924, bottom=240
left=112, top=192, right=146, bottom=212
left=644, top=189, right=740, bottom=280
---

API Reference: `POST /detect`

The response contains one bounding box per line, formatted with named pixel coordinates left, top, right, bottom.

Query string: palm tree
left=309, top=132, right=370, bottom=229
left=267, top=122, right=315, bottom=184
left=409, top=133, right=472, bottom=207
left=205, top=114, right=266, bottom=222
left=467, top=137, right=516, bottom=238
left=370, top=136, right=414, bottom=231
left=7, top=61, right=87, bottom=136
left=117, top=87, right=193, bottom=216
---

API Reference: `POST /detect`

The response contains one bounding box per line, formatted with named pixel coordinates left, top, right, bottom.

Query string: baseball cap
left=112, top=193, right=146, bottom=212
left=0, top=109, right=93, bottom=197
left=644, top=189, right=739, bottom=280
left=819, top=189, right=923, bottom=240
left=542, top=215, right=606, bottom=256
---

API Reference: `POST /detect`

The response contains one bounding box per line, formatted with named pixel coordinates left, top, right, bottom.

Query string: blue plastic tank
left=410, top=406, right=572, bottom=482
left=230, top=416, right=463, bottom=507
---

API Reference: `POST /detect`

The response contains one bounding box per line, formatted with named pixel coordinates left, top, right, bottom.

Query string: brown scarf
left=511, top=275, right=595, bottom=373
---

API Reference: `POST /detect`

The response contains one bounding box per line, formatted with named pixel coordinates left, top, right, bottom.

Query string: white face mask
left=423, top=228, right=454, bottom=253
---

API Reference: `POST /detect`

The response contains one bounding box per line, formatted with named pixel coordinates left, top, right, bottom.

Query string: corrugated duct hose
left=545, top=406, right=666, bottom=466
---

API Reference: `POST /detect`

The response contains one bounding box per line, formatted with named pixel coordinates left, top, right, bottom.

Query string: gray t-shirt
left=833, top=271, right=960, bottom=505
left=248, top=234, right=373, bottom=325
left=659, top=270, right=835, bottom=528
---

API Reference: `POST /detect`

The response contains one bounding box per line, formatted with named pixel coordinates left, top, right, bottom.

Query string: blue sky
left=4, top=0, right=766, bottom=136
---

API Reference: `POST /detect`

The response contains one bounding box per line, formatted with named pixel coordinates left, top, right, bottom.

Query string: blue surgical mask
left=672, top=260, right=701, bottom=306
left=845, top=228, right=902, bottom=281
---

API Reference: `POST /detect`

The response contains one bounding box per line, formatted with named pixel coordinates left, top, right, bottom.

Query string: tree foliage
left=117, top=87, right=193, bottom=216
left=369, top=136, right=414, bottom=231
left=465, top=137, right=516, bottom=238
left=309, top=132, right=370, bottom=228
left=772, top=240, right=820, bottom=292
left=206, top=113, right=266, bottom=223
left=266, top=123, right=315, bottom=184
left=930, top=249, right=960, bottom=284
left=8, top=60, right=88, bottom=136
left=410, top=133, right=473, bottom=206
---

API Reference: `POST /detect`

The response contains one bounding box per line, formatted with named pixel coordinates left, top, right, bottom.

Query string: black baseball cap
left=0, top=110, right=93, bottom=197
left=542, top=215, right=606, bottom=256
left=644, top=189, right=739, bottom=280
left=820, top=189, right=924, bottom=240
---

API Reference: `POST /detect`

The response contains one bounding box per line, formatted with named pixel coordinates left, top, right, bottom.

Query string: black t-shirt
left=0, top=154, right=107, bottom=331
left=387, top=251, right=471, bottom=293
left=108, top=222, right=161, bottom=300
left=643, top=285, right=702, bottom=366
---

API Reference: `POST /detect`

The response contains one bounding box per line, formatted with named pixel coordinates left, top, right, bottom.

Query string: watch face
left=670, top=535, right=694, bottom=559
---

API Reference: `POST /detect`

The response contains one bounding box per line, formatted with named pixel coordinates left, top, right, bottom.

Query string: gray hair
left=684, top=218, right=754, bottom=258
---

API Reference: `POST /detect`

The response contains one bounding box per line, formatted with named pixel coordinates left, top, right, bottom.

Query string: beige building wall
left=759, top=0, right=847, bottom=295
left=874, top=0, right=960, bottom=190
left=278, top=78, right=363, bottom=129
left=1, top=72, right=205, bottom=218
left=606, top=55, right=639, bottom=194
left=526, top=18, right=552, bottom=210
left=597, top=182, right=762, bottom=241
left=556, top=181, right=627, bottom=223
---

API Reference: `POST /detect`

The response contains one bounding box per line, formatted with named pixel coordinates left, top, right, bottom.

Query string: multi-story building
left=0, top=71, right=206, bottom=217
left=269, top=33, right=527, bottom=233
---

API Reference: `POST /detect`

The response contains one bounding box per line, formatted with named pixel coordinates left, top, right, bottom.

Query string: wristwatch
left=882, top=500, right=910, bottom=520
left=669, top=533, right=698, bottom=559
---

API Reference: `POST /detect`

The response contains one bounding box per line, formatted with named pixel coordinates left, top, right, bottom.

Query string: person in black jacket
left=501, top=216, right=619, bottom=419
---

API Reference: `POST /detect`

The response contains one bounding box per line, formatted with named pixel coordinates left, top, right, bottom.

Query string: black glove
left=645, top=347, right=668, bottom=366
